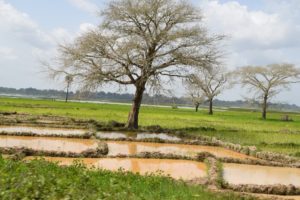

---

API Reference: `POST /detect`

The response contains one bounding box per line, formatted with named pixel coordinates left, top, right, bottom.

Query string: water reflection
left=223, top=163, right=300, bottom=187
left=106, top=141, right=252, bottom=159
left=0, top=135, right=97, bottom=153
left=25, top=157, right=207, bottom=180
left=96, top=132, right=181, bottom=141
left=136, top=133, right=181, bottom=141
left=0, top=136, right=254, bottom=159
left=0, top=126, right=86, bottom=136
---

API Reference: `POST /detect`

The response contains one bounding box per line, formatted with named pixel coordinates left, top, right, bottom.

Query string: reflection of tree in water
left=128, top=143, right=138, bottom=155
left=131, top=159, right=140, bottom=173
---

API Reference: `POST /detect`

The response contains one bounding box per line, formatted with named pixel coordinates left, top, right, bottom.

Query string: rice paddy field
left=0, top=97, right=299, bottom=157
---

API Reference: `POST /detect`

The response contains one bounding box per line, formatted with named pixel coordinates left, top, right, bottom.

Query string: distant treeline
left=0, top=87, right=299, bottom=111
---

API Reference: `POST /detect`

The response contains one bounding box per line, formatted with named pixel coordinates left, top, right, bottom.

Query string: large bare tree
left=49, top=0, right=222, bottom=129
left=186, top=65, right=230, bottom=115
left=235, top=63, right=300, bottom=120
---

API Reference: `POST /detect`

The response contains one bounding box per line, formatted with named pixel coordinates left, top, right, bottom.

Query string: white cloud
left=198, top=0, right=300, bottom=68
left=0, top=0, right=100, bottom=90
left=0, top=1, right=54, bottom=49
left=51, top=28, right=74, bottom=45
left=79, top=23, right=97, bottom=33
left=0, top=47, right=16, bottom=60
left=201, top=1, right=291, bottom=51
left=0, top=1, right=69, bottom=89
left=67, top=0, right=98, bottom=14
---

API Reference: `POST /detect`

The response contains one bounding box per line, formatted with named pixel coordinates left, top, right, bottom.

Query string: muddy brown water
left=224, top=163, right=300, bottom=187
left=0, top=135, right=98, bottom=153
left=96, top=132, right=181, bottom=141
left=24, top=157, right=207, bottom=180
left=106, top=141, right=253, bottom=159
left=0, top=135, right=253, bottom=159
left=0, top=126, right=181, bottom=141
left=0, top=126, right=87, bottom=136
left=250, top=193, right=300, bottom=200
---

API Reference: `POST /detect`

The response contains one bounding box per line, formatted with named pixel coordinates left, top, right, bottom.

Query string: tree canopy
left=49, top=0, right=223, bottom=128
left=235, top=63, right=300, bottom=119
left=186, top=65, right=231, bottom=114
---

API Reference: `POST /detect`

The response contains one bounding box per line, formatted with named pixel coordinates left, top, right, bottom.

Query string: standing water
left=105, top=141, right=253, bottom=159
left=0, top=135, right=97, bottom=153
left=223, top=163, right=300, bottom=187
left=0, top=126, right=87, bottom=136
left=0, top=135, right=254, bottom=159
left=24, top=157, right=207, bottom=180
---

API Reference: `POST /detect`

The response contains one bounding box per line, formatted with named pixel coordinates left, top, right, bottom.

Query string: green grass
left=0, top=156, right=253, bottom=200
left=0, top=97, right=300, bottom=156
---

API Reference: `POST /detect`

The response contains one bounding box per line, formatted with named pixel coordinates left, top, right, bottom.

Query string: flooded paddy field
left=0, top=125, right=182, bottom=141
left=1, top=117, right=300, bottom=198
left=96, top=132, right=181, bottom=141
left=0, top=126, right=87, bottom=137
left=106, top=140, right=252, bottom=159
left=250, top=193, right=300, bottom=200
left=24, top=157, right=207, bottom=181
left=224, top=163, right=300, bottom=187
left=0, top=135, right=253, bottom=159
left=0, top=135, right=98, bottom=153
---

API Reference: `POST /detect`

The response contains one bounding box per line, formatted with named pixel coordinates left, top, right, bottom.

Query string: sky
left=1, top=0, right=300, bottom=105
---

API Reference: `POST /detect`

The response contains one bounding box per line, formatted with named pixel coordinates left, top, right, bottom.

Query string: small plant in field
left=281, top=115, right=293, bottom=122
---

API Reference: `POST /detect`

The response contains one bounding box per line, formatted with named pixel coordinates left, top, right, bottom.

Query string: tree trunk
left=126, top=82, right=146, bottom=129
left=262, top=95, right=268, bottom=120
left=208, top=99, right=213, bottom=115
left=195, top=103, right=200, bottom=112
left=65, top=83, right=70, bottom=103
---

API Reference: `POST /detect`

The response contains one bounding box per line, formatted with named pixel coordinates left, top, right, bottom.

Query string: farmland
left=0, top=97, right=299, bottom=157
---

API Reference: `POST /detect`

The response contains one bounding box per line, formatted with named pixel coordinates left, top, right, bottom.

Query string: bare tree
left=186, top=65, right=230, bottom=115
left=64, top=75, right=73, bottom=103
left=49, top=0, right=222, bottom=129
left=185, top=83, right=205, bottom=112
left=235, top=63, right=300, bottom=120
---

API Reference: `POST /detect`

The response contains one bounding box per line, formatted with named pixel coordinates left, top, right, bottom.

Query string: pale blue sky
left=1, top=0, right=300, bottom=105
left=6, top=0, right=99, bottom=30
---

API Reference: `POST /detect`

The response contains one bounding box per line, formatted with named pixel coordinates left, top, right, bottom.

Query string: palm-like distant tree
left=65, top=75, right=73, bottom=103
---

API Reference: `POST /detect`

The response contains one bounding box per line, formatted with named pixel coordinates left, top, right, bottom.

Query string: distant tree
left=185, top=83, right=205, bottom=112
left=235, top=63, right=300, bottom=119
left=64, top=75, right=73, bottom=103
left=186, top=65, right=231, bottom=115
left=48, top=0, right=222, bottom=129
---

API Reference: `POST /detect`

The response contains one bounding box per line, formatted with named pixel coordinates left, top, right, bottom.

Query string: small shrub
left=107, top=120, right=125, bottom=128
left=281, top=115, right=293, bottom=122
left=171, top=105, right=178, bottom=109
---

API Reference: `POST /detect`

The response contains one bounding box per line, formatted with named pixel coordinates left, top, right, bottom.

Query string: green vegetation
left=0, top=97, right=300, bottom=156
left=216, top=161, right=226, bottom=188
left=0, top=156, right=252, bottom=200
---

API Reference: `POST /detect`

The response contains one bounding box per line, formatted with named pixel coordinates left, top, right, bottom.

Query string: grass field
left=0, top=97, right=299, bottom=157
left=0, top=156, right=253, bottom=200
